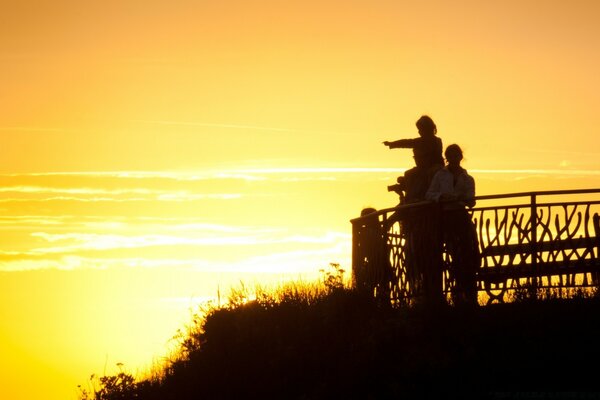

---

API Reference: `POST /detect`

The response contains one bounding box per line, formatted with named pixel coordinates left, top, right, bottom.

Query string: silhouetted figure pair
left=383, top=115, right=446, bottom=306
left=382, top=116, right=480, bottom=306
left=426, top=144, right=481, bottom=306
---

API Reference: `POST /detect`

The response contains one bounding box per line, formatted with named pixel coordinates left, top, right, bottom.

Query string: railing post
left=530, top=193, right=538, bottom=289
left=351, top=220, right=359, bottom=289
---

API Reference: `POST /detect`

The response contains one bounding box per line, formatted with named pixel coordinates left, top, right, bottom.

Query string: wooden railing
left=351, top=188, right=600, bottom=305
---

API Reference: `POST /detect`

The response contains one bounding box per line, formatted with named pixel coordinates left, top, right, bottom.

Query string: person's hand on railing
left=438, top=192, right=476, bottom=208
left=439, top=193, right=457, bottom=202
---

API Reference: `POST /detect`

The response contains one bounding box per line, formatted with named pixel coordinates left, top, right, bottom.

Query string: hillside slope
left=81, top=286, right=600, bottom=400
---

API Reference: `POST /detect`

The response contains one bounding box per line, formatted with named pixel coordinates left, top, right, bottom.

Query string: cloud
left=234, top=167, right=402, bottom=174
left=0, top=171, right=265, bottom=182
left=0, top=196, right=150, bottom=203
left=0, top=216, right=72, bottom=226
left=0, top=185, right=243, bottom=202
left=134, top=119, right=299, bottom=133
left=0, top=186, right=156, bottom=195
left=5, top=168, right=598, bottom=186
left=0, top=223, right=351, bottom=272
left=0, top=126, right=66, bottom=133
left=527, top=148, right=600, bottom=158
left=471, top=169, right=600, bottom=176
left=0, top=255, right=215, bottom=272
left=0, top=216, right=274, bottom=232
left=27, top=229, right=349, bottom=253
left=224, top=241, right=352, bottom=274
left=0, top=230, right=351, bottom=273
left=28, top=232, right=263, bottom=252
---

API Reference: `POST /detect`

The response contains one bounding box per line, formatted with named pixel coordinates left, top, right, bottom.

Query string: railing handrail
left=350, top=201, right=432, bottom=224
left=350, top=188, right=600, bottom=225
left=474, top=187, right=600, bottom=201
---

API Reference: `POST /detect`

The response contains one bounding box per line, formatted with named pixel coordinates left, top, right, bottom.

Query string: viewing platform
left=351, top=188, right=600, bottom=305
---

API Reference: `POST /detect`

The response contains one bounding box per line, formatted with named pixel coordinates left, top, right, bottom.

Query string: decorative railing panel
left=351, top=189, right=600, bottom=305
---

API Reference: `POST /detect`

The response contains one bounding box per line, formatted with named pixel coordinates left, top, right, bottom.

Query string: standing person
left=383, top=115, right=444, bottom=203
left=354, top=208, right=394, bottom=303
left=426, top=144, right=480, bottom=306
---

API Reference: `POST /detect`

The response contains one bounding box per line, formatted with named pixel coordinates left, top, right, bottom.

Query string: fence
left=351, top=188, right=600, bottom=305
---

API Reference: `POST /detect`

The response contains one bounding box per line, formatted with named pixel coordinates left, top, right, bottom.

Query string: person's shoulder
left=461, top=169, right=475, bottom=181
left=433, top=167, right=451, bottom=178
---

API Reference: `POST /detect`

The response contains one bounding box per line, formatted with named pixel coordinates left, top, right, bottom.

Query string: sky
left=2, top=1, right=600, bottom=399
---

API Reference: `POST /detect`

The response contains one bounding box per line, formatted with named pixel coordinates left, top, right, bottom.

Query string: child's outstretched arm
left=382, top=138, right=419, bottom=149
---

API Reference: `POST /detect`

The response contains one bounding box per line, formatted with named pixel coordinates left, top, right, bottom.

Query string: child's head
left=416, top=115, right=437, bottom=137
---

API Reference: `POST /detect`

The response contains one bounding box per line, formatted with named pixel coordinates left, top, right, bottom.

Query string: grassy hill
left=79, top=267, right=600, bottom=400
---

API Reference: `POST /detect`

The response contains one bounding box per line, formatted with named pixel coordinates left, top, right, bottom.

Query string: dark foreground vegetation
left=80, top=266, right=600, bottom=400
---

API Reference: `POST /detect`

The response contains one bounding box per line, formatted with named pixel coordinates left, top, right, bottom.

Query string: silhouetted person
left=426, top=144, right=480, bottom=306
left=354, top=207, right=393, bottom=302
left=383, top=115, right=444, bottom=203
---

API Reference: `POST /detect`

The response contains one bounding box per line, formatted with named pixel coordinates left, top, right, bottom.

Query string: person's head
left=360, top=207, right=379, bottom=226
left=415, top=115, right=437, bottom=137
left=361, top=207, right=377, bottom=217
left=444, top=144, right=463, bottom=167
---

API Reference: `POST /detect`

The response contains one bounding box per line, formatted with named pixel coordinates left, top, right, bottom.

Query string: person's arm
left=383, top=138, right=419, bottom=149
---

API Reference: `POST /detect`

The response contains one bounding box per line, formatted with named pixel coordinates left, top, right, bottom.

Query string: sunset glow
left=2, top=1, right=600, bottom=399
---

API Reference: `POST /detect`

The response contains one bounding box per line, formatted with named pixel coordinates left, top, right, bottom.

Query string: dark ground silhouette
left=81, top=285, right=600, bottom=400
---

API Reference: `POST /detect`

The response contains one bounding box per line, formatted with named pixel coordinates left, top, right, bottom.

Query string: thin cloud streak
left=0, top=126, right=66, bottom=133
left=0, top=194, right=241, bottom=203
left=0, top=247, right=350, bottom=272
left=0, top=171, right=265, bottom=182
left=0, top=216, right=72, bottom=225
left=0, top=256, right=215, bottom=272
left=0, top=217, right=277, bottom=233
left=133, top=119, right=360, bottom=138
left=228, top=242, right=351, bottom=274
left=27, top=230, right=349, bottom=253
left=0, top=195, right=241, bottom=203
left=527, top=148, right=600, bottom=158
left=3, top=168, right=600, bottom=181
left=0, top=228, right=351, bottom=272
left=0, top=197, right=150, bottom=203
left=471, top=169, right=600, bottom=176
left=0, top=186, right=158, bottom=195
left=0, top=185, right=243, bottom=202
left=134, top=119, right=299, bottom=133
left=28, top=232, right=267, bottom=252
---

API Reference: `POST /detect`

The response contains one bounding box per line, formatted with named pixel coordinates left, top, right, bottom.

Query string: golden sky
left=2, top=0, right=600, bottom=173
left=2, top=1, right=600, bottom=399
